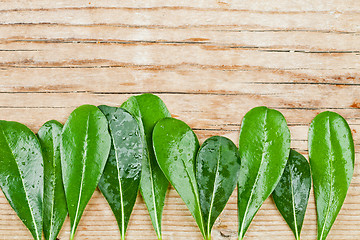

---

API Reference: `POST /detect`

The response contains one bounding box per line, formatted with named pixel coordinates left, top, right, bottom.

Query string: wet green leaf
left=0, top=121, right=43, bottom=240
left=238, top=106, right=291, bottom=239
left=196, top=136, right=241, bottom=239
left=308, top=111, right=354, bottom=240
left=152, top=117, right=205, bottom=237
left=121, top=93, right=170, bottom=239
left=61, top=105, right=111, bottom=240
left=38, top=120, right=67, bottom=240
left=98, top=106, right=144, bottom=239
left=272, top=149, right=311, bottom=240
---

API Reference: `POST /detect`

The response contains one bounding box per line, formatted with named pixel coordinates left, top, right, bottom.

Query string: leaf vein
left=319, top=116, right=334, bottom=240
left=206, top=143, right=221, bottom=237
left=239, top=108, right=268, bottom=239
left=48, top=126, right=57, bottom=240
left=71, top=113, right=90, bottom=239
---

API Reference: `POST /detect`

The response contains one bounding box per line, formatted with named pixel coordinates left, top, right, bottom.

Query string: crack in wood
left=1, top=6, right=360, bottom=14
left=0, top=23, right=358, bottom=35
left=0, top=91, right=279, bottom=96
left=0, top=49, right=40, bottom=52
left=245, top=82, right=360, bottom=86
left=2, top=39, right=359, bottom=54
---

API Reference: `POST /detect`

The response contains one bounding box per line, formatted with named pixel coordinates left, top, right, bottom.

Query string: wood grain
left=0, top=0, right=359, bottom=239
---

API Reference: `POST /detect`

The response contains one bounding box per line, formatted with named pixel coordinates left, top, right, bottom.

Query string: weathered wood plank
left=0, top=45, right=358, bottom=76
left=1, top=25, right=360, bottom=51
left=0, top=6, right=359, bottom=32
left=1, top=68, right=359, bottom=88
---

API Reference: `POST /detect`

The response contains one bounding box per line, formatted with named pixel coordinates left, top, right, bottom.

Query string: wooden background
left=0, top=0, right=359, bottom=239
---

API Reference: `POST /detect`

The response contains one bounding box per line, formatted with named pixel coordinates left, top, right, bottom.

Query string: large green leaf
left=196, top=136, right=241, bottom=239
left=38, top=120, right=67, bottom=240
left=153, top=117, right=206, bottom=237
left=238, top=106, right=291, bottom=239
left=61, top=105, right=111, bottom=240
left=121, top=93, right=170, bottom=239
left=308, top=111, right=354, bottom=240
left=272, top=149, right=311, bottom=240
left=98, top=105, right=143, bottom=239
left=0, top=121, right=43, bottom=240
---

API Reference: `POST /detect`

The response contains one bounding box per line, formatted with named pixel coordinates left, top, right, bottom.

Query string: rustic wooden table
left=0, top=0, right=359, bottom=239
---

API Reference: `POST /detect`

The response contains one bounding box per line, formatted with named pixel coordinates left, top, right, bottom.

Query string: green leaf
left=61, top=105, right=111, bottom=240
left=153, top=117, right=206, bottom=238
left=38, top=120, right=67, bottom=240
left=196, top=136, right=241, bottom=239
left=98, top=105, right=143, bottom=239
left=238, top=106, right=291, bottom=240
left=308, top=111, right=354, bottom=240
left=121, top=93, right=171, bottom=239
left=272, top=149, right=311, bottom=240
left=0, top=121, right=43, bottom=240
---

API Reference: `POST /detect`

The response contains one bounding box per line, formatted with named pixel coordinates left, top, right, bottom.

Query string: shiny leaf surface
left=98, top=106, right=143, bottom=239
left=121, top=93, right=170, bottom=239
left=308, top=111, right=354, bottom=240
left=238, top=106, right=291, bottom=239
left=0, top=121, right=43, bottom=240
left=196, top=136, right=241, bottom=239
left=153, top=118, right=206, bottom=237
left=273, top=149, right=311, bottom=240
left=38, top=120, right=67, bottom=240
left=61, top=105, right=111, bottom=240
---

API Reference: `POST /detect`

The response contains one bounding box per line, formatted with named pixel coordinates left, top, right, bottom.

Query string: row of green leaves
left=0, top=94, right=354, bottom=240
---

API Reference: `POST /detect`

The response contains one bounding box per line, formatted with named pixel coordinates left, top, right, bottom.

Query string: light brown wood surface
left=0, top=0, right=359, bottom=239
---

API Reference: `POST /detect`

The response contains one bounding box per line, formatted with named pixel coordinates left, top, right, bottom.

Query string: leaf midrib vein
left=206, top=143, right=221, bottom=237
left=239, top=109, right=268, bottom=239
left=319, top=116, right=334, bottom=240
left=178, top=150, right=205, bottom=237
left=71, top=113, right=90, bottom=237
left=138, top=109, right=161, bottom=239
left=289, top=163, right=299, bottom=240
left=110, top=123, right=125, bottom=239
left=48, top=126, right=57, bottom=240
left=147, top=153, right=161, bottom=238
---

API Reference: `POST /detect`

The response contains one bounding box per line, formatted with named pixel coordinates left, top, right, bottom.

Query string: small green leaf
left=98, top=106, right=143, bottom=239
left=61, top=105, right=111, bottom=240
left=121, top=93, right=170, bottom=239
left=238, top=106, right=291, bottom=240
left=196, top=136, right=241, bottom=239
left=38, top=120, right=68, bottom=240
left=0, top=120, right=43, bottom=240
left=308, top=111, right=354, bottom=240
left=153, top=117, right=206, bottom=237
left=272, top=149, right=311, bottom=240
